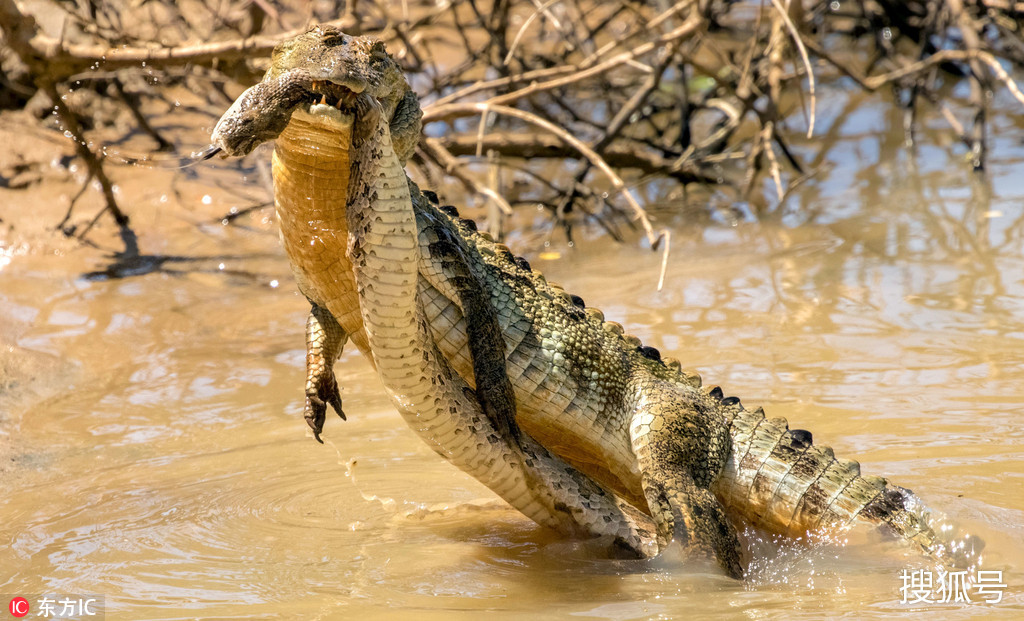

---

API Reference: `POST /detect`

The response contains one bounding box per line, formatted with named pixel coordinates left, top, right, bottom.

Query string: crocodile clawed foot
left=304, top=395, right=326, bottom=443
left=630, top=389, right=746, bottom=578
left=304, top=373, right=345, bottom=443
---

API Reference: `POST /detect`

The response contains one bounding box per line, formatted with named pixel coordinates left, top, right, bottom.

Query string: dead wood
left=0, top=0, right=1022, bottom=258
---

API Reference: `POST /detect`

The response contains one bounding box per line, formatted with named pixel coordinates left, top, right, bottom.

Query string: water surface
left=1, top=79, right=1022, bottom=619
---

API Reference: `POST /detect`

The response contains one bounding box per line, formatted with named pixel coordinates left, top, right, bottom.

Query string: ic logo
left=8, top=597, right=29, bottom=618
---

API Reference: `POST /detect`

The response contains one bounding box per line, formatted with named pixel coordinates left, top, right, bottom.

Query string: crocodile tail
left=711, top=397, right=980, bottom=567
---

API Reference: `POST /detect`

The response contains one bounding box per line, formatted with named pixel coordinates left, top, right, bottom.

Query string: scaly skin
left=213, top=25, right=654, bottom=556
left=212, top=26, right=976, bottom=577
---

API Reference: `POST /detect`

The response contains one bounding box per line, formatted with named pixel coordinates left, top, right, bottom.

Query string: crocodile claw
left=304, top=373, right=345, bottom=443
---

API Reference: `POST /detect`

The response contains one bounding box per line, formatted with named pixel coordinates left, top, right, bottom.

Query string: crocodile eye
left=321, top=30, right=345, bottom=46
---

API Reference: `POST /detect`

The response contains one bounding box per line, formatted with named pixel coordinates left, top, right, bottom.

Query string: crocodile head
left=211, top=25, right=419, bottom=160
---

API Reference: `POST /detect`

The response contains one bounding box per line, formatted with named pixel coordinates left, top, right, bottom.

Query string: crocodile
left=211, top=26, right=975, bottom=577
left=211, top=29, right=656, bottom=556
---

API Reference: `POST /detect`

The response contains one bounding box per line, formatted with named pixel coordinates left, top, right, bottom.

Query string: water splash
left=328, top=440, right=512, bottom=525
left=900, top=490, right=986, bottom=573
left=330, top=440, right=397, bottom=514
left=742, top=525, right=851, bottom=591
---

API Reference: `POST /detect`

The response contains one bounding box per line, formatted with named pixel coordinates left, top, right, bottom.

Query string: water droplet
left=882, top=27, right=892, bottom=40
left=112, top=184, right=120, bottom=195
left=829, top=0, right=840, bottom=10
left=201, top=195, right=213, bottom=205
left=229, top=206, right=238, bottom=214
left=159, top=194, right=168, bottom=203
left=269, top=280, right=279, bottom=288
left=218, top=263, right=225, bottom=270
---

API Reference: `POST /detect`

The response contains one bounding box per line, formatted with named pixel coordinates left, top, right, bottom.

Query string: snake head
left=211, top=25, right=419, bottom=159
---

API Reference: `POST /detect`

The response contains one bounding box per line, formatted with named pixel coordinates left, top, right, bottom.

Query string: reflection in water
left=1, top=81, right=1023, bottom=618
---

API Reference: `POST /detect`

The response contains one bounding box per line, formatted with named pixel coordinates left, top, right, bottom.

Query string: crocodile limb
left=304, top=302, right=345, bottom=439
left=212, top=25, right=654, bottom=554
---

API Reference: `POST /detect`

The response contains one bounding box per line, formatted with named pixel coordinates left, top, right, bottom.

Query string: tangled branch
left=0, top=0, right=1021, bottom=263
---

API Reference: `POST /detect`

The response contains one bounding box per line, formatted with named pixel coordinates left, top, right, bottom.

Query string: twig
left=761, top=123, right=784, bottom=201
left=436, top=132, right=714, bottom=182
left=503, top=0, right=564, bottom=66
left=421, top=138, right=514, bottom=216
left=431, top=102, right=667, bottom=276
left=804, top=35, right=1024, bottom=108
left=112, top=78, right=173, bottom=151
left=948, top=0, right=988, bottom=170
left=475, top=104, right=491, bottom=157
left=431, top=8, right=702, bottom=108
left=483, top=13, right=703, bottom=109
left=49, top=98, right=127, bottom=229
left=770, top=0, right=815, bottom=138
left=0, top=0, right=356, bottom=81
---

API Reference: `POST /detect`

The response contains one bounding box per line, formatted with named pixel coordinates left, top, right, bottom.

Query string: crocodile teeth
left=320, top=95, right=327, bottom=105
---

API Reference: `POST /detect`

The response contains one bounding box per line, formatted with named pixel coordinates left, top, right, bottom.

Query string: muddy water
left=2, top=83, right=1024, bottom=619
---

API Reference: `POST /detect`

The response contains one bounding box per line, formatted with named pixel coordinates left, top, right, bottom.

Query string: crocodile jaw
left=292, top=104, right=354, bottom=132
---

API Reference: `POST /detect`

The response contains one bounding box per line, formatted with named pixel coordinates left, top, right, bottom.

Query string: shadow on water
left=82, top=246, right=279, bottom=281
